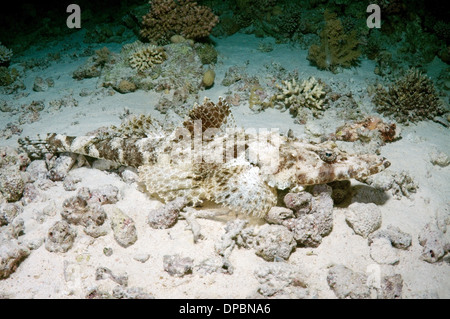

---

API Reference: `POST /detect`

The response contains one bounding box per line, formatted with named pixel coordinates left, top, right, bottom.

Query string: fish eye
left=319, top=149, right=337, bottom=163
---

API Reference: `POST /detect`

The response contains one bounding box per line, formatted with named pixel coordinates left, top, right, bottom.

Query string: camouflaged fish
left=18, top=97, right=390, bottom=217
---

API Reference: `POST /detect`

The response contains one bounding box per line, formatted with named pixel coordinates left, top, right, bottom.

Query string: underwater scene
left=0, top=0, right=449, bottom=299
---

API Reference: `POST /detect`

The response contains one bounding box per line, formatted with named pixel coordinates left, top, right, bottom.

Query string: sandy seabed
left=0, top=31, right=449, bottom=299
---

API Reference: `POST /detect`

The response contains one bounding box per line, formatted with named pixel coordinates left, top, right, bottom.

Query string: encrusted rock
left=282, top=186, right=334, bottom=247
left=112, top=286, right=154, bottom=299
left=418, top=222, right=450, bottom=263
left=368, top=225, right=412, bottom=250
left=147, top=197, right=187, bottom=229
left=0, top=167, right=25, bottom=202
left=47, top=153, right=77, bottom=181
left=362, top=169, right=418, bottom=199
left=133, top=254, right=150, bottom=263
left=264, top=206, right=294, bottom=224
left=345, top=202, right=382, bottom=238
left=63, top=175, right=82, bottom=191
left=379, top=274, right=403, bottom=299
left=215, top=219, right=248, bottom=259
left=0, top=238, right=30, bottom=279
left=429, top=150, right=450, bottom=167
left=32, top=76, right=51, bottom=92
left=45, top=220, right=77, bottom=253
left=327, top=264, right=370, bottom=299
left=25, top=160, right=48, bottom=182
left=89, top=185, right=120, bottom=205
left=61, top=195, right=90, bottom=225
left=95, top=266, right=128, bottom=286
left=254, top=224, right=296, bottom=261
left=115, top=79, right=137, bottom=94
left=106, top=206, right=137, bottom=248
left=163, top=254, right=193, bottom=277
left=254, top=263, right=311, bottom=298
left=283, top=192, right=312, bottom=216
left=370, top=237, right=400, bottom=265
left=0, top=202, right=23, bottom=226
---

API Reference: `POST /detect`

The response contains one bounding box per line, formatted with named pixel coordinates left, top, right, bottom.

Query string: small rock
left=63, top=175, right=81, bottom=191
left=47, top=153, right=77, bottom=181
left=45, top=220, right=77, bottom=253
left=283, top=187, right=334, bottom=247
left=370, top=237, right=400, bottom=265
left=379, top=274, right=403, bottom=299
left=429, top=150, right=450, bottom=167
left=25, top=160, right=48, bottom=182
left=283, top=192, right=312, bottom=215
left=345, top=202, right=382, bottom=238
left=418, top=222, right=450, bottom=263
left=133, top=254, right=150, bottom=263
left=327, top=264, right=370, bottom=299
left=106, top=206, right=137, bottom=248
left=112, top=286, right=154, bottom=299
left=119, top=167, right=138, bottom=184
left=0, top=238, right=30, bottom=279
left=115, top=80, right=136, bottom=94
left=89, top=185, right=120, bottom=205
left=0, top=167, right=25, bottom=202
left=368, top=225, right=412, bottom=250
left=148, top=197, right=187, bottom=229
left=215, top=219, right=249, bottom=259
left=0, top=202, right=23, bottom=225
left=32, top=77, right=48, bottom=92
left=254, top=262, right=310, bottom=298
left=103, top=247, right=113, bottom=256
left=95, top=266, right=128, bottom=286
left=254, top=224, right=296, bottom=261
left=265, top=206, right=294, bottom=224
left=61, top=195, right=90, bottom=225
left=163, top=254, right=193, bottom=277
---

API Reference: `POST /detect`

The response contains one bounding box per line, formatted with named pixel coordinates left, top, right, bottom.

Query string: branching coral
left=0, top=43, right=13, bottom=67
left=140, top=0, right=219, bottom=43
left=307, top=11, right=360, bottom=72
left=372, top=68, right=444, bottom=123
left=271, top=77, right=328, bottom=119
left=125, top=42, right=167, bottom=72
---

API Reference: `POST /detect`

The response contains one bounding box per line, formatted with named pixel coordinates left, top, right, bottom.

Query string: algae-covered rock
left=45, top=220, right=77, bottom=253
left=105, top=206, right=137, bottom=248
left=202, top=69, right=215, bottom=87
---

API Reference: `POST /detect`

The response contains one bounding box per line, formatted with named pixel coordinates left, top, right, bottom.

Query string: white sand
left=0, top=32, right=449, bottom=299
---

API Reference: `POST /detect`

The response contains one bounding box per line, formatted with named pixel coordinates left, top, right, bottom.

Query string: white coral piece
left=275, top=77, right=326, bottom=110
left=125, top=41, right=167, bottom=72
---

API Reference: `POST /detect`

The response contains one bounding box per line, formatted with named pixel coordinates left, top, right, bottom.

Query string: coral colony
left=0, top=0, right=449, bottom=300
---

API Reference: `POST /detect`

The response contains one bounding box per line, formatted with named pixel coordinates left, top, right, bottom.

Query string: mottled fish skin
left=18, top=131, right=390, bottom=188
left=17, top=97, right=390, bottom=217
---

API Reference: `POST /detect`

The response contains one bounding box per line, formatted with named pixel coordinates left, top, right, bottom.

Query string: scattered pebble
left=44, top=220, right=77, bottom=253
left=327, top=264, right=370, bottom=299
left=370, top=237, right=400, bottom=265
left=148, top=197, right=187, bottom=229
left=133, top=253, right=150, bottom=263
left=254, top=224, right=296, bottom=261
left=106, top=206, right=137, bottom=248
left=345, top=202, right=382, bottom=238
left=163, top=254, right=193, bottom=277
